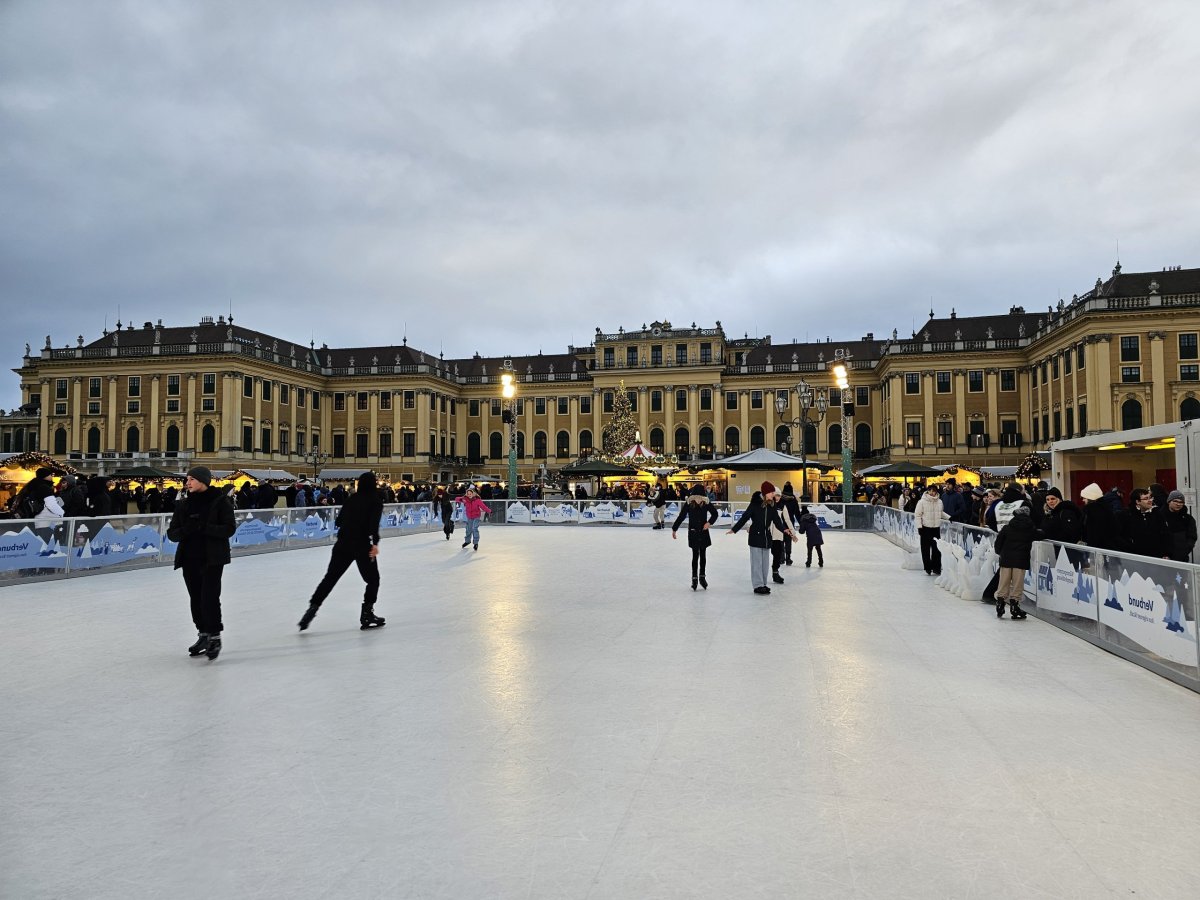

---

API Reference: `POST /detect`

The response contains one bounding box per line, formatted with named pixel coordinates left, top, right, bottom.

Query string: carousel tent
left=561, top=459, right=638, bottom=476
left=618, top=442, right=657, bottom=461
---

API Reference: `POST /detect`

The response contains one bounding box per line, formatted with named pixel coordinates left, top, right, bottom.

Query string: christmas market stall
left=0, top=451, right=79, bottom=513
left=711, top=447, right=825, bottom=502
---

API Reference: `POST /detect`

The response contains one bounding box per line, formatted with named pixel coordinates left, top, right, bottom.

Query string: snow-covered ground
left=3, top=527, right=1198, bottom=899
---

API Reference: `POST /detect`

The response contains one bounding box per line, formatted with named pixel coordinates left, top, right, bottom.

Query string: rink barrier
left=872, top=504, right=1200, bottom=692
left=0, top=499, right=875, bottom=586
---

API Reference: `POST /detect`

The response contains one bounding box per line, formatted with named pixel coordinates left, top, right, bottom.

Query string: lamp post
left=774, top=380, right=828, bottom=502
left=304, top=445, right=329, bottom=482
left=500, top=364, right=518, bottom=502
left=831, top=350, right=854, bottom=502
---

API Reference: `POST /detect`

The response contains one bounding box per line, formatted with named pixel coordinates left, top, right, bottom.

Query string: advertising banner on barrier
left=580, top=501, right=624, bottom=523
left=531, top=502, right=580, bottom=524
left=0, top=523, right=68, bottom=573
left=231, top=512, right=287, bottom=549
left=1095, top=562, right=1199, bottom=667
left=72, top=519, right=163, bottom=571
left=1033, top=543, right=1097, bottom=618
left=506, top=502, right=532, bottom=524
left=288, top=511, right=336, bottom=542
left=809, top=504, right=845, bottom=529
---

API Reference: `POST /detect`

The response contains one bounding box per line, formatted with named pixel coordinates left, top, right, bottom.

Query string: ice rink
left=3, top=525, right=1199, bottom=899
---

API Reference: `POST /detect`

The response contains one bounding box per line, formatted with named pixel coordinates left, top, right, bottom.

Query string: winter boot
left=995, top=597, right=1006, bottom=618
left=360, top=603, right=386, bottom=630
left=298, top=603, right=321, bottom=631
left=188, top=632, right=210, bottom=656
left=1009, top=600, right=1027, bottom=620
left=205, top=636, right=222, bottom=660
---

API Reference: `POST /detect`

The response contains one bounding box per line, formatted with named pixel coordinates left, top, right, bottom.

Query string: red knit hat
left=760, top=480, right=776, bottom=495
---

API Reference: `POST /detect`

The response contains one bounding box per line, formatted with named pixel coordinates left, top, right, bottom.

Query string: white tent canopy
left=231, top=468, right=298, bottom=482
left=714, top=447, right=812, bottom=469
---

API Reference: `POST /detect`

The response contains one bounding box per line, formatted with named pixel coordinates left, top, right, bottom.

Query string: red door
left=1156, top=468, right=1177, bottom=492
left=1069, top=469, right=1134, bottom=506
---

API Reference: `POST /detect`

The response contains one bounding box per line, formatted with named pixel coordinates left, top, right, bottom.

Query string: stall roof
left=230, top=468, right=298, bottom=482
left=715, top=447, right=815, bottom=470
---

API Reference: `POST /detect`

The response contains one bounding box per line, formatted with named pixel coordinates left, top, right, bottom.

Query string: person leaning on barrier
left=1120, top=488, right=1171, bottom=559
left=1040, top=487, right=1086, bottom=569
left=914, top=485, right=949, bottom=576
left=1164, top=491, right=1197, bottom=563
left=1080, top=482, right=1125, bottom=552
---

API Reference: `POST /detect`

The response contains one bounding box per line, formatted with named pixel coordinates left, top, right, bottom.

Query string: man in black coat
left=1041, top=487, right=1085, bottom=567
left=1081, top=482, right=1125, bottom=552
left=1120, top=488, right=1170, bottom=559
left=1164, top=490, right=1197, bottom=563
left=299, top=471, right=386, bottom=631
left=57, top=474, right=88, bottom=517
left=167, top=466, right=236, bottom=661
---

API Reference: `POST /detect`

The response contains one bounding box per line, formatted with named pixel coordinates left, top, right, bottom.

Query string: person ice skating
left=650, top=480, right=668, bottom=530
left=167, top=466, right=236, bottom=660
left=299, top=471, right=385, bottom=631
left=436, top=488, right=454, bottom=541
left=767, top=489, right=794, bottom=584
left=456, top=483, right=492, bottom=551
left=798, top=505, right=824, bottom=567
left=672, top=484, right=720, bottom=590
left=727, top=481, right=797, bottom=595
left=992, top=506, right=1036, bottom=619
left=914, top=485, right=948, bottom=575
left=779, top=483, right=802, bottom=565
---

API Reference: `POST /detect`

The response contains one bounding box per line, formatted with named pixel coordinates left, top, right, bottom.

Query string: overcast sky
left=3, top=0, right=1199, bottom=407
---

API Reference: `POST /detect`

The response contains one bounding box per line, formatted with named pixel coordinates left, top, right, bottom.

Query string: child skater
left=798, top=505, right=824, bottom=567
left=456, top=483, right=492, bottom=551
left=672, top=484, right=720, bottom=590
left=436, top=487, right=454, bottom=540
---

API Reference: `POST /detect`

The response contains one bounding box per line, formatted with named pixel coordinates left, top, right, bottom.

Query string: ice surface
left=2, top=527, right=1199, bottom=899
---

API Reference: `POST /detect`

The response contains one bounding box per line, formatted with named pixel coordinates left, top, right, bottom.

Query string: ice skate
left=188, top=633, right=210, bottom=657
left=995, top=598, right=1006, bottom=618
left=204, top=636, right=222, bottom=660
left=1009, top=600, right=1027, bottom=620
left=699, top=575, right=708, bottom=590
left=360, top=603, right=386, bottom=629
left=691, top=576, right=698, bottom=591
left=298, top=603, right=320, bottom=631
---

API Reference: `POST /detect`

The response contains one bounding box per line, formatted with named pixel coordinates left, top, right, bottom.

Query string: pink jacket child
left=455, top=487, right=492, bottom=550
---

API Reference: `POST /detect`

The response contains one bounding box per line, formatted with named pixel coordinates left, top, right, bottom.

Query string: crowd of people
left=902, top=477, right=1197, bottom=621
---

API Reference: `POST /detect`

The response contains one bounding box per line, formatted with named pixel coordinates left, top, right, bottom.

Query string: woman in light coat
left=913, top=486, right=949, bottom=576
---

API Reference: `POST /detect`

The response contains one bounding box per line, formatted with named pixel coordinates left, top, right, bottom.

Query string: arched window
left=828, top=423, right=842, bottom=455
left=556, top=430, right=570, bottom=457
left=698, top=426, right=714, bottom=458
left=126, top=425, right=140, bottom=453
left=53, top=427, right=67, bottom=455
left=534, top=431, right=547, bottom=459
left=775, top=425, right=790, bottom=452
left=803, top=421, right=817, bottom=455
left=1181, top=398, right=1200, bottom=421
left=749, top=426, right=765, bottom=450
left=649, top=428, right=665, bottom=453
left=489, top=431, right=503, bottom=460
left=674, top=427, right=689, bottom=458
left=87, top=425, right=101, bottom=454
left=1121, top=398, right=1143, bottom=430
left=201, top=424, right=216, bottom=453
left=579, top=430, right=593, bottom=453
left=855, top=422, right=872, bottom=459
left=516, top=431, right=526, bottom=458
left=724, top=426, right=740, bottom=456
left=468, top=432, right=482, bottom=463
left=165, top=424, right=180, bottom=453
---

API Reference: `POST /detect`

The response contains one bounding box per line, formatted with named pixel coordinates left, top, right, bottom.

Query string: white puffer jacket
left=914, top=494, right=948, bottom=529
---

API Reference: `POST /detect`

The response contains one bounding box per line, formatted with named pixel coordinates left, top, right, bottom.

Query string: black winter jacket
left=1120, top=506, right=1170, bottom=559
left=1041, top=500, right=1083, bottom=545
left=672, top=500, right=720, bottom=548
left=334, top=490, right=384, bottom=548
left=730, top=498, right=791, bottom=549
left=168, top=488, right=236, bottom=569
left=994, top=512, right=1039, bottom=569
left=1165, top=505, right=1198, bottom=562
left=1083, top=500, right=1125, bottom=551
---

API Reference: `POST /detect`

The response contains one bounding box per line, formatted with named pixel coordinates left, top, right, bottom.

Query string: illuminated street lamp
left=774, top=380, right=829, bottom=502
left=304, top=445, right=330, bottom=482
left=831, top=350, right=854, bottom=502
left=500, top=363, right=518, bottom=501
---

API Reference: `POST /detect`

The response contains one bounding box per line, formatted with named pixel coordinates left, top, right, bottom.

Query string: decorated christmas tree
left=603, top=380, right=639, bottom=456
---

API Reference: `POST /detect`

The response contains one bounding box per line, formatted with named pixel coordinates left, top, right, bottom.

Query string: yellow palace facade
left=10, top=264, right=1200, bottom=483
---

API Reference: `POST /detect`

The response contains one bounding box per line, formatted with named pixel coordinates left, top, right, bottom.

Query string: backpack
left=16, top=493, right=44, bottom=520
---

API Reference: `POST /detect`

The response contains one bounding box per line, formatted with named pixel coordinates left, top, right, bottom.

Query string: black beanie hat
left=35, top=467, right=52, bottom=479
left=186, top=466, right=212, bottom=486
left=689, top=484, right=706, bottom=497
left=1046, top=487, right=1063, bottom=500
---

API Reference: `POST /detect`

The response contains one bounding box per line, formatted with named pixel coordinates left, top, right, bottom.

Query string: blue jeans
left=463, top=517, right=481, bottom=546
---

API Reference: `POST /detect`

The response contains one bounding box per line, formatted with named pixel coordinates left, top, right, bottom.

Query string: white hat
left=1080, top=483, right=1103, bottom=501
